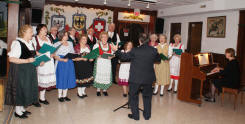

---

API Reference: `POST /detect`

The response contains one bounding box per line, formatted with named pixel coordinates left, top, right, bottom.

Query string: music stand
left=113, top=93, right=143, bottom=112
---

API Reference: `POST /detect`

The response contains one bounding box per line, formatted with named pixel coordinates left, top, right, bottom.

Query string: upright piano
left=177, top=52, right=227, bottom=106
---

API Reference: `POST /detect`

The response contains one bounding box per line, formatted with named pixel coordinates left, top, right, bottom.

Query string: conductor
left=111, top=34, right=161, bottom=120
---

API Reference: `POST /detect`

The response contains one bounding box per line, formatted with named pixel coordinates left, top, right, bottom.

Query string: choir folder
left=64, top=53, right=81, bottom=59
left=38, top=43, right=61, bottom=54
left=173, top=49, right=183, bottom=55
left=160, top=53, right=169, bottom=60
left=32, top=54, right=50, bottom=66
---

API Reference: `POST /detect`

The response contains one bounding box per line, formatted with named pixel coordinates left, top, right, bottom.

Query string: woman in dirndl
left=93, top=32, right=115, bottom=96
left=118, top=41, right=133, bottom=97
left=167, top=34, right=185, bottom=93
left=54, top=31, right=76, bottom=102
left=32, top=24, right=56, bottom=105
left=153, top=34, right=170, bottom=96
left=73, top=34, right=94, bottom=98
left=5, top=25, right=40, bottom=119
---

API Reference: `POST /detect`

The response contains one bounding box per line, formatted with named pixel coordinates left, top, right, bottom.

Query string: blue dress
left=54, top=42, right=76, bottom=89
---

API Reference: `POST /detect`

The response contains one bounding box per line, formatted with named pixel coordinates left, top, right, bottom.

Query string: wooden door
left=237, top=11, right=245, bottom=89
left=170, top=23, right=181, bottom=43
left=187, top=22, right=203, bottom=54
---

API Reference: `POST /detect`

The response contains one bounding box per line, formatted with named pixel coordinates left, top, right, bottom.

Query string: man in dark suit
left=112, top=34, right=161, bottom=120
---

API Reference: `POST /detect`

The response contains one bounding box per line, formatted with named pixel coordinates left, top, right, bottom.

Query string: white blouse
left=80, top=47, right=90, bottom=53
left=93, top=42, right=114, bottom=54
left=31, top=36, right=53, bottom=48
left=54, top=41, right=74, bottom=56
left=8, top=38, right=35, bottom=58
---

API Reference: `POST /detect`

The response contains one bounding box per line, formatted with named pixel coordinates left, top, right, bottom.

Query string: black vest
left=108, top=32, right=117, bottom=44
left=87, top=35, right=97, bottom=49
left=17, top=40, right=36, bottom=59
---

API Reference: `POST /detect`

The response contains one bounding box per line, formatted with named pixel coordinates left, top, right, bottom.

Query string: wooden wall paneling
left=7, top=0, right=19, bottom=77
left=237, top=10, right=245, bottom=89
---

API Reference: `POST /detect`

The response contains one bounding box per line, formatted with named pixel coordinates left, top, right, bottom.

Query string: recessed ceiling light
left=146, top=2, right=150, bottom=9
left=128, top=0, right=131, bottom=7
left=75, top=0, right=79, bottom=2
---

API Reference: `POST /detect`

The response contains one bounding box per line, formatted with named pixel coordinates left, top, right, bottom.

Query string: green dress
left=5, top=40, right=38, bottom=106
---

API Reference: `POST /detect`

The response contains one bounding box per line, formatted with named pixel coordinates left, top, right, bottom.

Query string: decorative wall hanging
left=72, top=13, right=86, bottom=31
left=42, top=4, right=113, bottom=36
left=207, top=16, right=226, bottom=38
left=51, top=15, right=66, bottom=31
left=92, top=18, right=106, bottom=38
left=118, top=12, right=150, bottom=23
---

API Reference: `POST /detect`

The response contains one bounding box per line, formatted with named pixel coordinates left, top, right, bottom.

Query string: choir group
left=5, top=23, right=184, bottom=119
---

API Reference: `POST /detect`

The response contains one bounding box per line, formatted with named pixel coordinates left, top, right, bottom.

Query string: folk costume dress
left=155, top=43, right=170, bottom=86
left=118, top=50, right=131, bottom=86
left=32, top=36, right=56, bottom=91
left=168, top=43, right=184, bottom=92
left=54, top=41, right=76, bottom=90
left=92, top=42, right=113, bottom=90
left=154, top=43, right=170, bottom=95
left=74, top=44, right=94, bottom=87
left=5, top=38, right=38, bottom=108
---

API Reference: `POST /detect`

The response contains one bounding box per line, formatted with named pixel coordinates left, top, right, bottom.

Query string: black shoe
left=128, top=114, right=139, bottom=120
left=205, top=98, right=216, bottom=103
left=64, top=97, right=71, bottom=101
left=173, top=91, right=177, bottom=94
left=103, top=92, right=108, bottom=96
left=97, top=92, right=101, bottom=96
left=167, top=89, right=172, bottom=92
left=23, top=111, right=31, bottom=115
left=153, top=92, right=158, bottom=95
left=39, top=99, right=49, bottom=105
left=15, top=112, right=28, bottom=119
left=160, top=93, right=164, bottom=97
left=77, top=94, right=84, bottom=99
left=32, top=102, right=41, bottom=107
left=83, top=94, right=88, bottom=97
left=58, top=97, right=64, bottom=102
left=123, top=94, right=127, bottom=97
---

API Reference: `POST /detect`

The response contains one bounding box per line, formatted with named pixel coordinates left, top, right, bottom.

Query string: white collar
left=16, top=37, right=31, bottom=45
left=51, top=34, right=56, bottom=38
left=70, top=35, right=75, bottom=39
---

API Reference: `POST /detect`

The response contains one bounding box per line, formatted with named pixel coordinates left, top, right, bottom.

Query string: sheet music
left=198, top=54, right=209, bottom=65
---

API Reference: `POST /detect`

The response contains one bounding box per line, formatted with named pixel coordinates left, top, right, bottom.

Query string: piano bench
left=221, top=87, right=243, bottom=110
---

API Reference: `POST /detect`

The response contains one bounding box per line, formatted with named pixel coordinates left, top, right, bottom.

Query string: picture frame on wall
left=207, top=16, right=226, bottom=38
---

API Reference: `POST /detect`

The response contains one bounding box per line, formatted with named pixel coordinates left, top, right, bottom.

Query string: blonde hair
left=173, top=34, right=181, bottom=41
left=79, top=34, right=88, bottom=41
left=18, top=25, right=32, bottom=38
left=150, top=34, right=158, bottom=39
left=159, top=34, right=167, bottom=40
left=99, top=31, right=108, bottom=40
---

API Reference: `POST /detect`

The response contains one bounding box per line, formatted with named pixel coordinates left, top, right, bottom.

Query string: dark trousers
left=129, top=83, right=153, bottom=119
left=111, top=57, right=118, bottom=83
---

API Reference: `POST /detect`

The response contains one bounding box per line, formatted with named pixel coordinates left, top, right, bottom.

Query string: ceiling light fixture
left=146, top=2, right=150, bottom=9
left=104, top=0, right=107, bottom=5
left=75, top=0, right=79, bottom=2
left=128, top=0, right=131, bottom=7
